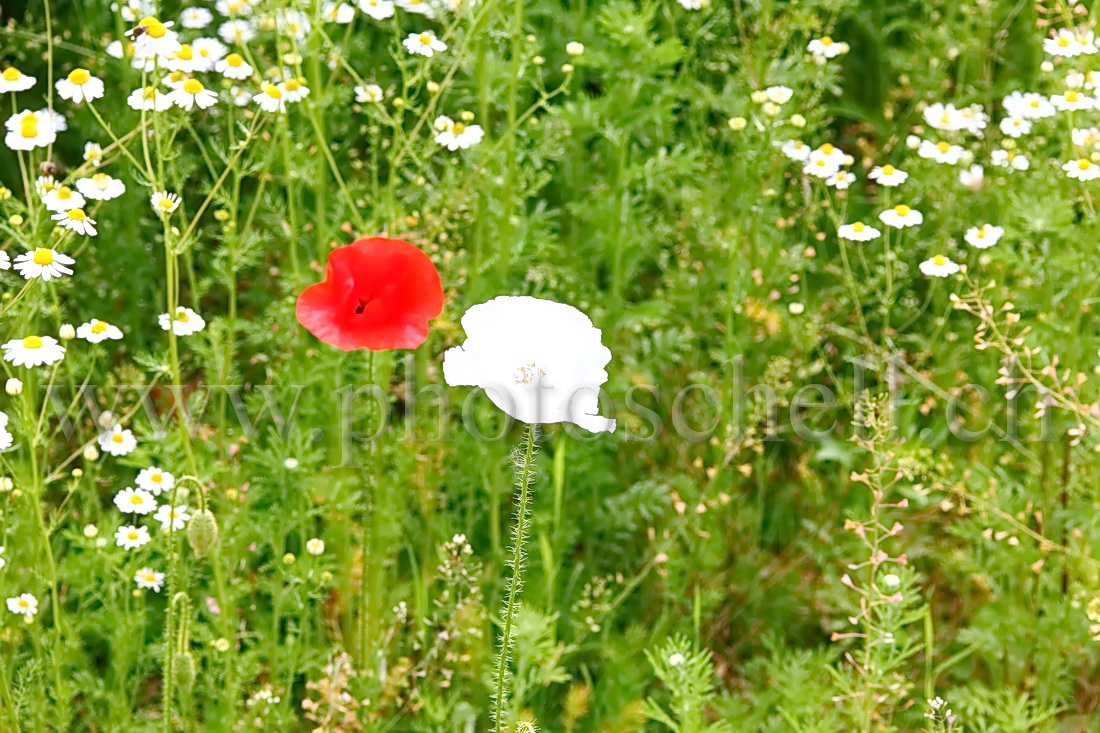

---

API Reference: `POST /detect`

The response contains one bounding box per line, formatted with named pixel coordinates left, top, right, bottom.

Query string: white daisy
left=180, top=7, right=214, bottom=28
left=277, top=9, right=311, bottom=40
left=254, top=82, right=286, bottom=112
left=1003, top=92, right=1055, bottom=120
left=0, top=411, right=13, bottom=450
left=153, top=503, right=190, bottom=531
left=215, top=0, right=252, bottom=15
left=918, top=140, right=964, bottom=164
left=404, top=30, right=447, bottom=57
left=151, top=190, right=181, bottom=214
left=76, top=173, right=127, bottom=201
left=134, top=568, right=165, bottom=592
left=1044, top=28, right=1096, bottom=57
left=808, top=143, right=846, bottom=167
left=397, top=0, right=435, bottom=16
left=215, top=53, right=253, bottom=80
left=112, top=0, right=154, bottom=22
left=52, top=208, right=97, bottom=236
left=76, top=319, right=124, bottom=343
left=923, top=102, right=966, bottom=132
left=958, top=164, right=984, bottom=191
left=354, top=83, right=384, bottom=103
left=41, top=185, right=86, bottom=212
left=114, top=487, right=158, bottom=515
left=434, top=118, right=484, bottom=150
left=807, top=36, right=847, bottom=58
left=803, top=156, right=839, bottom=178
left=193, top=37, right=228, bottom=66
left=1073, top=127, right=1100, bottom=147
left=115, top=524, right=152, bottom=550
left=133, top=17, right=182, bottom=59
left=278, top=77, right=310, bottom=103
left=358, top=0, right=395, bottom=19
left=5, top=110, right=57, bottom=151
left=165, top=44, right=210, bottom=73
left=992, top=149, right=1029, bottom=170
left=764, top=85, right=793, bottom=104
left=13, top=248, right=75, bottom=280
left=158, top=307, right=206, bottom=336
left=1052, top=89, right=1094, bottom=111
left=55, top=68, right=104, bottom=103
left=920, top=254, right=960, bottom=277
left=169, top=78, right=218, bottom=110
left=83, top=141, right=104, bottom=166
left=98, top=424, right=138, bottom=456
left=878, top=204, right=923, bottom=229
left=1064, top=158, right=1100, bottom=180
left=868, top=164, right=907, bottom=186
left=838, top=221, right=881, bottom=242
left=136, top=467, right=175, bottom=495
left=322, top=2, right=355, bottom=22
left=780, top=140, right=810, bottom=162
left=127, top=85, right=173, bottom=111
left=217, top=19, right=256, bottom=44
left=826, top=170, right=854, bottom=189
left=964, top=224, right=1004, bottom=249
left=0, top=67, right=36, bottom=92
left=999, top=117, right=1031, bottom=138
left=6, top=594, right=38, bottom=618
left=2, top=336, right=65, bottom=368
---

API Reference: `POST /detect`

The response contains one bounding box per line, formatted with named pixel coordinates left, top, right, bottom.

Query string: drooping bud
left=173, top=651, right=196, bottom=690
left=187, top=508, right=219, bottom=558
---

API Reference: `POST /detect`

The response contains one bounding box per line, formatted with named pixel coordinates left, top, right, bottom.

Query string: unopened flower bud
left=187, top=508, right=219, bottom=558
left=566, top=41, right=584, bottom=57
left=5, top=378, right=22, bottom=396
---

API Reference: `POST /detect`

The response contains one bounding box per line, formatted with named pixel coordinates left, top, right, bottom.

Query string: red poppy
left=295, top=237, right=444, bottom=351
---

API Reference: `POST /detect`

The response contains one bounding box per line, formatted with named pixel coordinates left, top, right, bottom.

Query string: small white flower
left=6, top=594, right=38, bottom=618
left=991, top=149, right=1029, bottom=170
left=807, top=36, right=846, bottom=58
left=133, top=17, right=182, bottom=59
left=355, top=83, right=384, bottom=103
left=2, top=336, right=65, bottom=368
left=803, top=157, right=839, bottom=178
left=1003, top=91, right=1055, bottom=119
left=397, top=0, right=435, bottom=17
left=151, top=190, right=181, bottom=214
left=1064, top=158, right=1100, bottom=180
left=809, top=143, right=846, bottom=167
left=98, top=425, right=138, bottom=456
left=920, top=254, right=960, bottom=278
left=76, top=173, right=126, bottom=201
left=52, top=208, right=97, bottom=235
left=76, top=319, right=124, bottom=343
left=115, top=524, right=152, bottom=550
left=114, top=487, right=158, bottom=515
left=878, top=204, right=923, bottom=229
left=193, top=37, right=228, bottom=65
left=180, top=6, right=214, bottom=28
left=1051, top=89, right=1094, bottom=111
left=404, top=31, right=447, bottom=57
left=0, top=251, right=8, bottom=271
left=964, top=224, right=1004, bottom=249
left=668, top=652, right=686, bottom=666
left=158, top=307, right=207, bottom=336
left=322, top=2, right=355, bottom=22
left=215, top=53, right=253, bottom=80
left=923, top=102, right=966, bottom=132
left=154, top=503, right=191, bottom=531
left=55, top=69, right=105, bottom=103
left=165, top=44, right=210, bottom=73
left=306, top=538, right=325, bottom=555
left=5, top=378, right=23, bottom=396
left=218, top=19, right=256, bottom=44
left=780, top=140, right=810, bottom=162
left=0, top=67, right=36, bottom=93
left=838, top=221, right=881, bottom=242
left=958, top=164, right=984, bottom=191
left=5, top=110, right=57, bottom=151
left=764, top=85, right=793, bottom=104
left=998, top=116, right=1031, bottom=138
left=1073, top=126, right=1100, bottom=147
left=13, top=248, right=75, bottom=281
left=112, top=0, right=154, bottom=22
left=254, top=82, right=286, bottom=112
left=127, top=85, right=173, bottom=111
left=83, top=141, right=104, bottom=166
left=136, top=466, right=176, bottom=495
left=1044, top=28, right=1096, bottom=57
left=169, top=78, right=218, bottom=110
left=826, top=170, right=854, bottom=189
left=443, top=296, right=616, bottom=432
left=358, top=0, right=395, bottom=19
left=918, top=140, right=964, bottom=165
left=41, top=185, right=86, bottom=213
left=215, top=0, right=252, bottom=15
left=868, top=164, right=908, bottom=186
left=0, top=412, right=12, bottom=451
left=134, top=568, right=165, bottom=592
left=434, top=119, right=484, bottom=150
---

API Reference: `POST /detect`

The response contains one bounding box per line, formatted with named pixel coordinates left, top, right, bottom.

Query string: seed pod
left=173, top=651, right=196, bottom=690
left=187, top=508, right=219, bottom=558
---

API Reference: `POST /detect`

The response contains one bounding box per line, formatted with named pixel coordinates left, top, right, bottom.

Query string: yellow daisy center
left=894, top=205, right=910, bottom=216
left=451, top=122, right=466, bottom=135
left=1058, top=36, right=1071, bottom=47
left=852, top=222, right=865, bottom=232
left=159, top=197, right=176, bottom=210
left=139, top=17, right=168, bottom=38
left=151, top=473, right=163, bottom=483
left=820, top=36, right=833, bottom=46
left=32, top=248, right=55, bottom=265
left=226, top=53, right=244, bottom=67
left=20, top=114, right=38, bottom=138
left=127, top=530, right=139, bottom=540
left=56, top=186, right=73, bottom=201
left=264, top=84, right=282, bottom=98
left=176, top=44, right=194, bottom=60
left=68, top=68, right=91, bottom=85
left=936, top=141, right=951, bottom=153
left=1078, top=159, right=1092, bottom=170
left=112, top=433, right=125, bottom=443
left=2, top=68, right=21, bottom=81
left=67, top=209, right=88, bottom=222
left=932, top=255, right=946, bottom=266
left=22, top=336, right=43, bottom=349
left=881, top=164, right=895, bottom=175
left=91, top=320, right=108, bottom=334
left=175, top=309, right=190, bottom=322
left=1066, top=90, right=1080, bottom=102
left=142, top=86, right=159, bottom=100
left=419, top=33, right=433, bottom=44
left=130, top=494, right=144, bottom=504
left=819, top=143, right=834, bottom=154
left=92, top=173, right=110, bottom=189
left=284, top=79, right=301, bottom=92
left=182, top=79, right=205, bottom=94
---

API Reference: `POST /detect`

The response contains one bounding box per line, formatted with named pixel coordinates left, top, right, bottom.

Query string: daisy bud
left=427, top=80, right=440, bottom=93
left=882, top=573, right=901, bottom=590
left=283, top=457, right=299, bottom=469
left=566, top=41, right=584, bottom=57
left=282, top=552, right=296, bottom=565
left=187, top=508, right=219, bottom=558
left=790, top=114, right=806, bottom=127
left=83, top=523, right=98, bottom=538
left=728, top=116, right=747, bottom=131
left=561, top=63, right=574, bottom=74
left=83, top=445, right=99, bottom=461
left=5, top=378, right=22, bottom=395
left=9, top=215, right=23, bottom=226
left=763, top=102, right=779, bottom=116
left=174, top=652, right=197, bottom=690
left=750, top=90, right=768, bottom=104
left=0, top=478, right=12, bottom=491
left=214, top=209, right=230, bottom=221
left=788, top=302, right=805, bottom=315
left=321, top=571, right=333, bottom=583
left=71, top=468, right=83, bottom=478
left=460, top=110, right=474, bottom=122
left=59, top=324, right=76, bottom=340
left=306, top=538, right=325, bottom=556
left=393, top=97, right=405, bottom=108
left=533, top=55, right=545, bottom=65
left=0, top=187, right=10, bottom=201
left=213, top=637, right=230, bottom=652
left=1040, top=60, right=1054, bottom=72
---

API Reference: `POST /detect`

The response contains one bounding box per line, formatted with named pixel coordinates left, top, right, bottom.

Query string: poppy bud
left=187, top=508, right=219, bottom=558
left=174, top=651, right=196, bottom=690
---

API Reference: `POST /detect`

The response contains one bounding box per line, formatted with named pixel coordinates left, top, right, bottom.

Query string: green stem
left=492, top=424, right=537, bottom=732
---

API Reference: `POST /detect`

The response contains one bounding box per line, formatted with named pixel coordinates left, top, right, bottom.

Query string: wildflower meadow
left=3, top=0, right=1100, bottom=730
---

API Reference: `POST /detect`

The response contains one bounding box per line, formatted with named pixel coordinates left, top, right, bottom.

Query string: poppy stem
left=491, top=424, right=538, bottom=732
left=357, top=349, right=377, bottom=669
